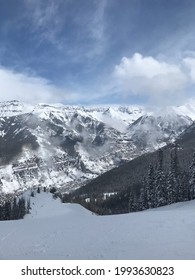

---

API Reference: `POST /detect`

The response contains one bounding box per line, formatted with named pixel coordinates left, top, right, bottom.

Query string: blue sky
left=1, top=0, right=195, bottom=105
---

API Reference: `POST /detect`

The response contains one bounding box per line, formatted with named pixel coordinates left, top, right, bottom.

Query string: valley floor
left=0, top=192, right=195, bottom=260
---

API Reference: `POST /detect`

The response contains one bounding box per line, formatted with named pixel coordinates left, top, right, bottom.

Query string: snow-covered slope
left=0, top=100, right=194, bottom=194
left=0, top=192, right=195, bottom=259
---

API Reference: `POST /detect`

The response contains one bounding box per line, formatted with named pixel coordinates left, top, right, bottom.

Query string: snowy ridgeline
left=0, top=100, right=194, bottom=195
left=0, top=192, right=195, bottom=260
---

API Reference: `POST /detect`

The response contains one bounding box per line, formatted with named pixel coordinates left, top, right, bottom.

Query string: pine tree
left=167, top=146, right=180, bottom=204
left=128, top=191, right=138, bottom=212
left=131, top=193, right=138, bottom=212
left=146, top=165, right=155, bottom=208
left=137, top=185, right=147, bottom=211
left=154, top=149, right=167, bottom=207
left=180, top=171, right=189, bottom=201
left=0, top=194, right=31, bottom=221
left=189, top=150, right=195, bottom=200
left=154, top=168, right=167, bottom=207
left=177, top=172, right=185, bottom=202
left=128, top=191, right=134, bottom=212
left=158, top=148, right=163, bottom=170
left=4, top=200, right=12, bottom=220
left=18, top=197, right=26, bottom=219
left=11, top=197, right=19, bottom=220
left=1, top=201, right=6, bottom=220
left=173, top=145, right=181, bottom=201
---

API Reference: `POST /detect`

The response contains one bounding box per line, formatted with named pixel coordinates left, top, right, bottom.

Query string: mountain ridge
left=0, top=100, right=195, bottom=194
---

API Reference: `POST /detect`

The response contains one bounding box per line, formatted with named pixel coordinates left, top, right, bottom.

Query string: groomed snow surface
left=0, top=192, right=195, bottom=260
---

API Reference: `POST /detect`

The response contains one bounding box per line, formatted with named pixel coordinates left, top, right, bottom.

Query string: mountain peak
left=0, top=101, right=195, bottom=194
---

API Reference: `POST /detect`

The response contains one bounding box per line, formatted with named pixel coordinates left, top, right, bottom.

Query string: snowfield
left=0, top=192, right=195, bottom=260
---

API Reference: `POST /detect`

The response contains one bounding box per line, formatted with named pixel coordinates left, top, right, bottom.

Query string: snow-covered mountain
left=127, top=109, right=192, bottom=150
left=1, top=191, right=195, bottom=259
left=0, top=100, right=194, bottom=194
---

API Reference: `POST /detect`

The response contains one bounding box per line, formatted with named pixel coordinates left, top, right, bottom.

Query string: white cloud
left=113, top=53, right=188, bottom=99
left=0, top=65, right=114, bottom=106
left=0, top=67, right=78, bottom=104
left=183, top=56, right=195, bottom=82
left=2, top=53, right=195, bottom=106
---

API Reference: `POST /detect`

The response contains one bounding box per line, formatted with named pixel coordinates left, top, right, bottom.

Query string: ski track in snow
left=0, top=192, right=195, bottom=259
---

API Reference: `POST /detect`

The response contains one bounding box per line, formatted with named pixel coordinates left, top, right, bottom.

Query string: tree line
left=128, top=146, right=195, bottom=212
left=0, top=195, right=30, bottom=221
left=0, top=186, right=58, bottom=221
left=63, top=145, right=195, bottom=215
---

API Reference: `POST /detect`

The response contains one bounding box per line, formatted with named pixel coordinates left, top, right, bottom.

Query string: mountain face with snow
left=0, top=100, right=194, bottom=194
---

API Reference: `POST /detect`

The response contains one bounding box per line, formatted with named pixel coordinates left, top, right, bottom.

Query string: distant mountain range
left=0, top=100, right=195, bottom=195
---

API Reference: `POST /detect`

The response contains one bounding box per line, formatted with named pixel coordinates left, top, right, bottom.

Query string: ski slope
left=0, top=192, right=195, bottom=260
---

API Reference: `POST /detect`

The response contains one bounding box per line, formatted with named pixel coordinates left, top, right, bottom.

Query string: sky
left=1, top=0, right=195, bottom=106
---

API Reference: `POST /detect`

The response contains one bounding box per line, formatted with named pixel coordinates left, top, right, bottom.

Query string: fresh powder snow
left=0, top=192, right=195, bottom=260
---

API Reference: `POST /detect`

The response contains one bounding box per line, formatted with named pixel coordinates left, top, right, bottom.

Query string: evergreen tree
left=167, top=170, right=175, bottom=204
left=189, top=150, right=195, bottom=200
left=1, top=201, right=6, bottom=220
left=128, top=191, right=138, bottom=212
left=167, top=146, right=180, bottom=204
left=4, top=200, right=12, bottom=220
left=158, top=148, right=163, bottom=170
left=146, top=165, right=155, bottom=208
left=0, top=194, right=31, bottom=221
left=11, top=197, right=19, bottom=220
left=154, top=167, right=167, bottom=207
left=180, top=171, right=189, bottom=201
left=18, top=197, right=26, bottom=219
left=154, top=149, right=167, bottom=207
left=26, top=198, right=31, bottom=214
left=128, top=191, right=134, bottom=212
left=132, top=193, right=138, bottom=212
left=177, top=172, right=185, bottom=202
left=137, top=185, right=147, bottom=211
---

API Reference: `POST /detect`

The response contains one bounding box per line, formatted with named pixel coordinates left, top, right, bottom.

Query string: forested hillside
left=69, top=123, right=195, bottom=215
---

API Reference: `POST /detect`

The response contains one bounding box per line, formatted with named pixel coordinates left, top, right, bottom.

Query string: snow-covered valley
left=1, top=192, right=195, bottom=260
